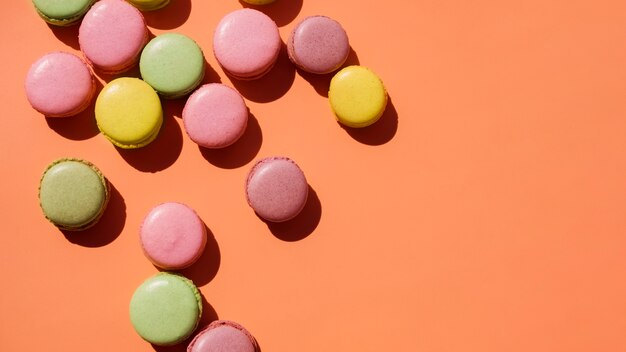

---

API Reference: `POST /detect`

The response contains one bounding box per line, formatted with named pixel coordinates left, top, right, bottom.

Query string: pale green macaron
left=32, top=0, right=95, bottom=26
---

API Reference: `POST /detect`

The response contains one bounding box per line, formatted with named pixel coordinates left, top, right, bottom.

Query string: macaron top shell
left=213, top=9, right=281, bottom=79
left=32, top=0, right=94, bottom=25
left=25, top=51, right=95, bottom=117
left=79, top=0, right=148, bottom=74
left=140, top=202, right=207, bottom=270
left=182, top=84, right=248, bottom=149
left=188, top=320, right=259, bottom=352
left=288, top=16, right=350, bottom=74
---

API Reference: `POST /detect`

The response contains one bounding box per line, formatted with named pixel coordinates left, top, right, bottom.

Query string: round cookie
left=188, top=320, right=259, bottom=352
left=240, top=0, right=276, bottom=5
left=245, top=157, right=309, bottom=222
left=328, top=65, right=388, bottom=128
left=25, top=52, right=95, bottom=118
left=32, top=0, right=95, bottom=26
left=127, top=0, right=170, bottom=11
left=287, top=16, right=350, bottom=74
left=95, top=77, right=163, bottom=148
left=213, top=9, right=281, bottom=80
left=79, top=0, right=148, bottom=74
left=129, top=272, right=202, bottom=346
left=140, top=33, right=205, bottom=98
left=38, top=158, right=109, bottom=231
left=182, top=84, right=248, bottom=149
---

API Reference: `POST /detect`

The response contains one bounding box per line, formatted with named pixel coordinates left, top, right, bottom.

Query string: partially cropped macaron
left=130, top=273, right=202, bottom=346
left=328, top=65, right=388, bottom=128
left=183, top=84, right=248, bottom=149
left=95, top=77, right=163, bottom=148
left=213, top=9, right=281, bottom=80
left=25, top=52, right=95, bottom=118
left=240, top=0, right=276, bottom=4
left=140, top=33, right=205, bottom=98
left=79, top=0, right=148, bottom=74
left=287, top=16, right=350, bottom=74
left=140, top=202, right=207, bottom=270
left=188, top=320, right=259, bottom=352
left=245, top=157, right=308, bottom=222
left=38, top=158, right=109, bottom=231
left=127, top=0, right=170, bottom=11
left=32, top=0, right=95, bottom=26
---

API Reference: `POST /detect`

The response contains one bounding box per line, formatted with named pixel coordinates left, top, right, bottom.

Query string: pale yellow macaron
left=328, top=65, right=388, bottom=128
left=95, top=77, right=163, bottom=149
left=241, top=0, right=277, bottom=5
left=126, top=0, right=170, bottom=11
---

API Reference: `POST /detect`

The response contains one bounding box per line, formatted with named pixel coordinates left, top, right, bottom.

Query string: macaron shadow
left=61, top=182, right=126, bottom=247
left=341, top=96, right=398, bottom=146
left=47, top=23, right=80, bottom=50
left=174, top=224, right=221, bottom=287
left=296, top=47, right=360, bottom=98
left=199, top=112, right=263, bottom=169
left=199, top=58, right=223, bottom=87
left=263, top=185, right=322, bottom=241
left=143, top=0, right=192, bottom=30
left=239, top=0, right=303, bottom=27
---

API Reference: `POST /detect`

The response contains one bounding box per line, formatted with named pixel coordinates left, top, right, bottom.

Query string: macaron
left=328, top=65, right=388, bottom=128
left=79, top=0, right=148, bottom=74
left=182, top=84, right=248, bottom=149
left=245, top=157, right=308, bottom=222
left=287, top=16, right=350, bottom=74
left=95, top=77, right=163, bottom=148
left=140, top=202, right=207, bottom=270
left=25, top=51, right=96, bottom=118
left=241, top=0, right=276, bottom=4
left=38, top=158, right=109, bottom=231
left=129, top=272, right=202, bottom=346
left=213, top=9, right=281, bottom=80
left=140, top=33, right=205, bottom=98
left=188, top=320, right=259, bottom=352
left=127, top=0, right=170, bottom=11
left=32, top=0, right=95, bottom=26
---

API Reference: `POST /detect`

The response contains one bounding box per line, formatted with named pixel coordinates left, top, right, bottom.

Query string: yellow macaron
left=241, top=0, right=277, bottom=5
left=328, top=65, right=388, bottom=128
left=95, top=77, right=163, bottom=149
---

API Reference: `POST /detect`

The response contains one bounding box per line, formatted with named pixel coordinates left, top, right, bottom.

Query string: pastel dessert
left=182, top=84, right=248, bottom=148
left=188, top=320, right=259, bottom=352
left=140, top=33, right=205, bottom=98
left=328, top=65, right=388, bottom=128
left=95, top=77, right=163, bottom=148
left=140, top=202, right=207, bottom=270
left=25, top=52, right=95, bottom=118
left=129, top=272, right=202, bottom=346
left=38, top=158, right=109, bottom=231
left=245, top=157, right=308, bottom=222
left=241, top=0, right=276, bottom=4
left=79, top=0, right=148, bottom=74
left=32, top=0, right=95, bottom=26
left=287, top=16, right=350, bottom=74
left=127, top=0, right=170, bottom=11
left=213, top=9, right=281, bottom=80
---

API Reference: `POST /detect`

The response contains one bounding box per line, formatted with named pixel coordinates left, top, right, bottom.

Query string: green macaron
left=38, top=158, right=109, bottom=231
left=32, top=0, right=95, bottom=26
left=129, top=272, right=203, bottom=346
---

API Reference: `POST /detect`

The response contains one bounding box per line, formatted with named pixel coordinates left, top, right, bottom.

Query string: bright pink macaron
left=25, top=51, right=96, bottom=118
left=188, top=320, right=259, bottom=352
left=245, top=157, right=309, bottom=222
left=213, top=9, right=281, bottom=80
left=182, top=83, right=248, bottom=148
left=79, top=0, right=148, bottom=74
left=140, top=202, right=207, bottom=270
left=287, top=16, right=350, bottom=74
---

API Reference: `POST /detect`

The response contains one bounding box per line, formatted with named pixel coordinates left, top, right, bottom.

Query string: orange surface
left=2, top=1, right=626, bottom=351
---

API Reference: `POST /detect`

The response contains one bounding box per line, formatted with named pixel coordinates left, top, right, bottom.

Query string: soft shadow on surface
left=342, top=97, right=398, bottom=146
left=48, top=23, right=80, bottom=49
left=200, top=58, right=223, bottom=86
left=199, top=113, right=263, bottom=169
left=178, top=225, right=221, bottom=287
left=297, top=47, right=360, bottom=98
left=143, top=0, right=192, bottom=29
left=62, top=183, right=126, bottom=247
left=230, top=43, right=295, bottom=103
left=45, top=79, right=103, bottom=140
left=239, top=0, right=303, bottom=27
left=264, top=186, right=321, bottom=241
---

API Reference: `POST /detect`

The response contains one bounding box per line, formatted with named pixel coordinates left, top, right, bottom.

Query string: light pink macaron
left=188, top=320, right=259, bottom=352
left=25, top=51, right=96, bottom=118
left=79, top=0, right=148, bottom=74
left=140, top=202, right=207, bottom=270
left=213, top=9, right=281, bottom=80
left=182, top=83, right=248, bottom=148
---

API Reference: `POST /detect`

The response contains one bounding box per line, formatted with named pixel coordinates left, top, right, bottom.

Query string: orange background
left=2, top=0, right=626, bottom=351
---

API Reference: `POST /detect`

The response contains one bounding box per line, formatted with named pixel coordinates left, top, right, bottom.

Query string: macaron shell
left=240, top=0, right=276, bottom=4
left=79, top=0, right=148, bottom=74
left=32, top=0, right=94, bottom=25
left=25, top=52, right=95, bottom=118
left=127, top=0, right=170, bottom=11
left=288, top=16, right=350, bottom=74
left=188, top=320, right=259, bottom=352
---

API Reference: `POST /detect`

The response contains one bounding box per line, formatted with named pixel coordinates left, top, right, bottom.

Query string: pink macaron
left=213, top=9, right=281, bottom=80
left=287, top=16, right=350, bottom=74
left=245, top=157, right=309, bottom=222
left=79, top=0, right=148, bottom=74
left=188, top=320, right=259, bottom=352
left=182, top=83, right=248, bottom=148
left=25, top=51, right=96, bottom=118
left=140, top=202, right=207, bottom=270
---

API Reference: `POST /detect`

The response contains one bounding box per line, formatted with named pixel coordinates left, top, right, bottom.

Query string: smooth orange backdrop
left=2, top=0, right=626, bottom=351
